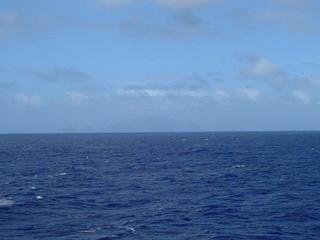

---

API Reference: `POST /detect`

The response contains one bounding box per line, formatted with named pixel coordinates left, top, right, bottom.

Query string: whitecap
left=0, top=198, right=15, bottom=207
left=36, top=196, right=43, bottom=200
left=232, top=164, right=245, bottom=168
left=80, top=229, right=96, bottom=233
left=121, top=226, right=136, bottom=232
left=80, top=226, right=102, bottom=234
left=59, top=172, right=67, bottom=176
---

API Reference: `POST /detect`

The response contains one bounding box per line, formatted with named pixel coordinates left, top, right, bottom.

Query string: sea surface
left=1, top=132, right=320, bottom=240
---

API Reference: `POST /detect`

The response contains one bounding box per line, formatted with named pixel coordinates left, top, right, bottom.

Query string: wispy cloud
left=240, top=56, right=280, bottom=78
left=97, top=0, right=320, bottom=36
left=64, top=91, right=92, bottom=104
left=97, top=0, right=135, bottom=8
left=97, top=0, right=218, bottom=9
left=118, top=11, right=215, bottom=39
left=154, top=0, right=215, bottom=10
left=118, top=71, right=218, bottom=98
left=240, top=55, right=320, bottom=91
left=292, top=90, right=310, bottom=104
left=2, top=0, right=319, bottom=44
left=0, top=11, right=66, bottom=43
left=14, top=94, right=43, bottom=106
left=213, top=89, right=229, bottom=101
left=236, top=88, right=261, bottom=102
left=117, top=80, right=263, bottom=104
left=119, top=87, right=208, bottom=98
left=36, top=67, right=91, bottom=83
left=97, top=0, right=224, bottom=38
left=229, top=0, right=320, bottom=34
left=119, top=82, right=208, bottom=98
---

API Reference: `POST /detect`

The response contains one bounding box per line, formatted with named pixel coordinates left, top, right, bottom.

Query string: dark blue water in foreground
left=1, top=132, right=320, bottom=240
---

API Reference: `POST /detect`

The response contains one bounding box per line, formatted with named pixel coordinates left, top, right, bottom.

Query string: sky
left=1, top=0, right=320, bottom=133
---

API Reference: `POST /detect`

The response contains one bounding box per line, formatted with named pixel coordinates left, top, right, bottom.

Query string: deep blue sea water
left=1, top=132, right=320, bottom=240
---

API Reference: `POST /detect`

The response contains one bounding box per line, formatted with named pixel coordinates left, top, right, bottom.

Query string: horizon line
left=0, top=130, right=320, bottom=135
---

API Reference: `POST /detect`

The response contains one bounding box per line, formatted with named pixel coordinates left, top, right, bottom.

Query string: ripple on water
left=0, top=198, right=15, bottom=207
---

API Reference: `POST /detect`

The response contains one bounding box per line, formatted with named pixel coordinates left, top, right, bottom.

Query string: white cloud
left=237, top=88, right=261, bottom=101
left=292, top=90, right=310, bottom=104
left=65, top=91, right=90, bottom=104
left=97, top=0, right=217, bottom=9
left=119, top=88, right=207, bottom=98
left=97, top=0, right=135, bottom=7
left=241, top=57, right=280, bottom=77
left=239, top=55, right=320, bottom=92
left=14, top=94, right=43, bottom=106
left=155, top=0, right=213, bottom=9
left=213, top=90, right=229, bottom=101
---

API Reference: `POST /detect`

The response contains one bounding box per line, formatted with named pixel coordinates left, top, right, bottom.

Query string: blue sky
left=1, top=0, right=320, bottom=133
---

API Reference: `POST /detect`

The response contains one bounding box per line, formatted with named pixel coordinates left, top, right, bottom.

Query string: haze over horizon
left=1, top=0, right=320, bottom=133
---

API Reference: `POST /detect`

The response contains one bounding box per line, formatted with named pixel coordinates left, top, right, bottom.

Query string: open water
left=1, top=132, right=320, bottom=239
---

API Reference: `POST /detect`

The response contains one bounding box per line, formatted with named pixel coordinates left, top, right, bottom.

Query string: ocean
left=0, top=132, right=320, bottom=239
